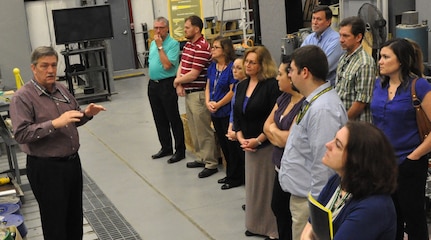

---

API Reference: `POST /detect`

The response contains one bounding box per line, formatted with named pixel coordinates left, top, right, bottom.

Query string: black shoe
left=217, top=177, right=227, bottom=184
left=151, top=149, right=173, bottom=159
left=167, top=152, right=185, bottom=164
left=186, top=161, right=205, bottom=168
left=242, top=204, right=245, bottom=211
left=198, top=168, right=218, bottom=178
left=221, top=183, right=240, bottom=190
left=245, top=230, right=263, bottom=237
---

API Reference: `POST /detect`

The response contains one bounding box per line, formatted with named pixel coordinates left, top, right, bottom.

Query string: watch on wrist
left=158, top=46, right=163, bottom=50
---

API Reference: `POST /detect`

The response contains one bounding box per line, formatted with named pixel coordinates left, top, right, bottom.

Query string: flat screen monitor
left=52, top=5, right=114, bottom=45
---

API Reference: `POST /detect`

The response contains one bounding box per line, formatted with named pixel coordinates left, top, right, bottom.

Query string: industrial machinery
left=280, top=28, right=312, bottom=58
left=395, top=11, right=429, bottom=62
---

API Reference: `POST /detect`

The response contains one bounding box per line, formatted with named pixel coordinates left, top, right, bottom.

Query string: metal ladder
left=220, top=0, right=254, bottom=45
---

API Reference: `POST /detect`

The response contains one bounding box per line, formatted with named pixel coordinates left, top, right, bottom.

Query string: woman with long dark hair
left=301, top=121, right=398, bottom=239
left=371, top=38, right=431, bottom=239
left=264, top=55, right=305, bottom=240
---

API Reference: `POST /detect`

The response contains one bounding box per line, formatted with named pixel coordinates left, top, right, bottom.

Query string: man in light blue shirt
left=148, top=17, right=185, bottom=164
left=279, top=45, right=347, bottom=240
left=301, top=5, right=344, bottom=86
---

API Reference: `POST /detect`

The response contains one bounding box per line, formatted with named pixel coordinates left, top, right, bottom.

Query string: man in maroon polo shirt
left=173, top=15, right=219, bottom=178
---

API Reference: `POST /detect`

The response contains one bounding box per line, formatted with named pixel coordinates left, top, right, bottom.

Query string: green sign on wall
left=168, top=0, right=203, bottom=41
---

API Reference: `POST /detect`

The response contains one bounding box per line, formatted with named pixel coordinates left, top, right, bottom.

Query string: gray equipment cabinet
left=61, top=44, right=112, bottom=102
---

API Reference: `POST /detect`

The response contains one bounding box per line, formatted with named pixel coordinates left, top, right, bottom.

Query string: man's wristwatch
left=158, top=46, right=163, bottom=50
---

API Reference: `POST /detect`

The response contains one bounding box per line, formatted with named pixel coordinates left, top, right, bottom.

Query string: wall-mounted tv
left=52, top=5, right=114, bottom=45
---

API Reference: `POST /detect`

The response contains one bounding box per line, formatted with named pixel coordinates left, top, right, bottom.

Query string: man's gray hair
left=31, top=46, right=58, bottom=65
left=155, top=16, right=169, bottom=29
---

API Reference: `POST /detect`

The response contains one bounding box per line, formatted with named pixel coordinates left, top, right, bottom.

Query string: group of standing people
left=147, top=7, right=431, bottom=240
left=296, top=5, right=431, bottom=240
left=7, top=5, right=431, bottom=240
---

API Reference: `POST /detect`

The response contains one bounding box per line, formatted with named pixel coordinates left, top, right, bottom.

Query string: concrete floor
left=72, top=69, right=250, bottom=239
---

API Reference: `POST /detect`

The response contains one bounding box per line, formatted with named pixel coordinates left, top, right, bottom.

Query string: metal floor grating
left=0, top=145, right=141, bottom=239
left=82, top=172, right=142, bottom=240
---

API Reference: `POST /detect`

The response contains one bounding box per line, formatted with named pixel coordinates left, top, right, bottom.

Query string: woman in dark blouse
left=264, top=55, right=305, bottom=240
left=234, top=46, right=281, bottom=239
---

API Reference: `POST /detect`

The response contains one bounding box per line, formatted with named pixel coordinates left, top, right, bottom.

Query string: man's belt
left=185, top=89, right=204, bottom=94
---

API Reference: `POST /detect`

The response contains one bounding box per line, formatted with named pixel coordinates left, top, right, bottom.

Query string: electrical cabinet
left=61, top=45, right=111, bottom=102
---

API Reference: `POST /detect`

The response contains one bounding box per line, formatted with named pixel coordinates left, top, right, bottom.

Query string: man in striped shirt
left=173, top=15, right=219, bottom=178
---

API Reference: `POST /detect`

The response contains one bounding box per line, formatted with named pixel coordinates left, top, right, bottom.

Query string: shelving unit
left=61, top=44, right=112, bottom=102
left=220, top=0, right=255, bottom=44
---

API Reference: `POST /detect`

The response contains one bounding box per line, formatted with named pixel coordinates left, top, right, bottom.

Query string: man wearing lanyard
left=278, top=45, right=347, bottom=240
left=148, top=16, right=185, bottom=163
left=10, top=46, right=106, bottom=239
left=173, top=15, right=218, bottom=178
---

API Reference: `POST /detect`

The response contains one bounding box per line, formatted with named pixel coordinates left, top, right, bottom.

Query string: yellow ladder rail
left=13, top=68, right=24, bottom=90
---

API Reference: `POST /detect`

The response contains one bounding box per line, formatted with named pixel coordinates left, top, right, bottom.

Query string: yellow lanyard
left=296, top=86, right=332, bottom=124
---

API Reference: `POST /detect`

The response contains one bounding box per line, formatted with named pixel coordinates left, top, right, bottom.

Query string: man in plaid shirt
left=335, top=16, right=376, bottom=122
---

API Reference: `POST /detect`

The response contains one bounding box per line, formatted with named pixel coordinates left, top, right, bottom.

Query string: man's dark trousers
left=148, top=77, right=185, bottom=154
left=27, top=153, right=83, bottom=240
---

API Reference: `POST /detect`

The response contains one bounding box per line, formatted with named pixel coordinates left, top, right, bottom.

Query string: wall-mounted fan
left=358, top=3, right=387, bottom=60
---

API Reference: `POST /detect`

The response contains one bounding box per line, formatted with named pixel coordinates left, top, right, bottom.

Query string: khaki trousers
left=185, top=91, right=218, bottom=169
left=290, top=195, right=309, bottom=240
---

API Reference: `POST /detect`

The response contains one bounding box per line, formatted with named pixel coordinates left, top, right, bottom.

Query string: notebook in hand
left=308, top=192, right=333, bottom=240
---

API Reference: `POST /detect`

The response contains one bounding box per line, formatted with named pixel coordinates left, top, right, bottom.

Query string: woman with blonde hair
left=234, top=46, right=281, bottom=239
left=220, top=57, right=247, bottom=189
